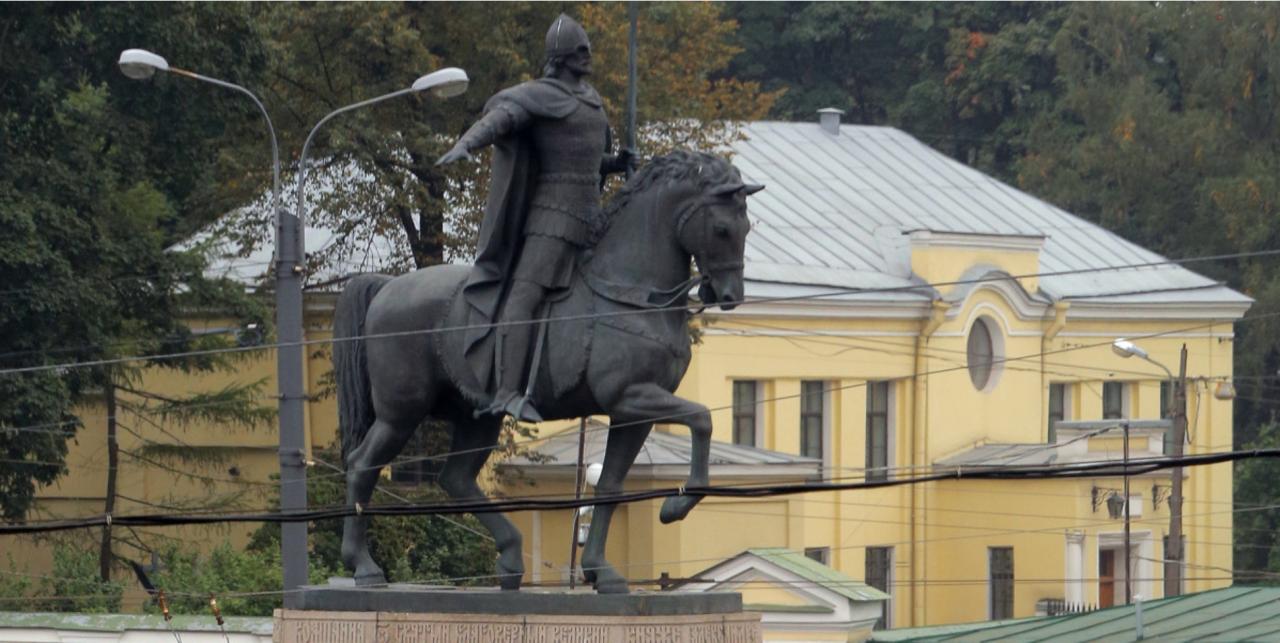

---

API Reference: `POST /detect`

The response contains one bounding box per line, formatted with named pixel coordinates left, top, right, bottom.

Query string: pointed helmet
left=545, top=13, right=590, bottom=59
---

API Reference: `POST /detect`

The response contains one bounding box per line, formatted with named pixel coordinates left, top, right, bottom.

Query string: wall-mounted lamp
left=1106, top=492, right=1126, bottom=520
left=1214, top=380, right=1236, bottom=401
left=1092, top=486, right=1126, bottom=519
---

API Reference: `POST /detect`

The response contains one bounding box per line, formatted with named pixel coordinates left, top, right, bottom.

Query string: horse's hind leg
left=342, top=416, right=421, bottom=585
left=581, top=409, right=654, bottom=594
left=438, top=411, right=525, bottom=590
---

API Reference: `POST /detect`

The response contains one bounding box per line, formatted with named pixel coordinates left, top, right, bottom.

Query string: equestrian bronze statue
left=334, top=14, right=763, bottom=594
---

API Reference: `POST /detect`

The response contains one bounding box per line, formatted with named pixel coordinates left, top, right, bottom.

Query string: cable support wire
left=0, top=260, right=277, bottom=300
left=302, top=314, right=1248, bottom=483
left=711, top=317, right=1223, bottom=383
left=0, top=487, right=1260, bottom=601
left=1, top=318, right=1241, bottom=521
left=0, top=446, right=1266, bottom=536
left=2, top=247, right=1275, bottom=379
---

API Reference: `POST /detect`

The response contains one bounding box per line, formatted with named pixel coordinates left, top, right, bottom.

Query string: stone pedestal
left=273, top=585, right=761, bottom=642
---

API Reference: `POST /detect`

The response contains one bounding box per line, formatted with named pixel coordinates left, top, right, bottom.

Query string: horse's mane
left=590, top=150, right=739, bottom=246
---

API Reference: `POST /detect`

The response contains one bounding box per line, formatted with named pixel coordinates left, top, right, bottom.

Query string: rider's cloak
left=461, top=78, right=605, bottom=389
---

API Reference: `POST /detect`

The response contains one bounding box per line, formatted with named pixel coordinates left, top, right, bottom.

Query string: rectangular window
left=1048, top=383, right=1066, bottom=443
left=866, top=546, right=893, bottom=630
left=1102, top=382, right=1126, bottom=419
left=989, top=547, right=1014, bottom=620
left=800, top=381, right=825, bottom=460
left=732, top=381, right=757, bottom=447
left=866, top=382, right=890, bottom=482
left=804, top=546, right=831, bottom=566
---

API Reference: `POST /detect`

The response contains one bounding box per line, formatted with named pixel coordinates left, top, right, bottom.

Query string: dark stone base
left=296, top=582, right=743, bottom=616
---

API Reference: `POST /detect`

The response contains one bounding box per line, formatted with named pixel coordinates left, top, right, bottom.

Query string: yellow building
left=500, top=114, right=1248, bottom=630
left=5, top=112, right=1248, bottom=631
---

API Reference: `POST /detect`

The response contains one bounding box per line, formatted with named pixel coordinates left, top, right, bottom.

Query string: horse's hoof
left=354, top=571, right=387, bottom=586
left=594, top=579, right=630, bottom=594
left=497, top=564, right=523, bottom=591
left=659, top=494, right=702, bottom=523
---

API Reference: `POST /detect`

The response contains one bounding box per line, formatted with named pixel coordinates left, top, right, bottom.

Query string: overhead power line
left=0, top=246, right=1270, bottom=379
left=0, top=447, right=1267, bottom=536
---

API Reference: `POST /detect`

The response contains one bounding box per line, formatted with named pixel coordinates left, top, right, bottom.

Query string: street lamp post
left=119, top=51, right=467, bottom=605
left=288, top=67, right=467, bottom=595
left=1112, top=338, right=1186, bottom=598
left=117, top=47, right=311, bottom=602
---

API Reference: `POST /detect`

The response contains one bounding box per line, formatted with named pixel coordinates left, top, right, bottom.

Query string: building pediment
left=679, top=548, right=887, bottom=633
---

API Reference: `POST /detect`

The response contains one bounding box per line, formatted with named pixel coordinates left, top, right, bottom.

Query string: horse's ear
left=710, top=183, right=744, bottom=196
left=742, top=183, right=765, bottom=196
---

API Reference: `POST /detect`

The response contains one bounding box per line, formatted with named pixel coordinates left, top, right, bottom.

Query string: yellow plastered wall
left=6, top=251, right=1240, bottom=628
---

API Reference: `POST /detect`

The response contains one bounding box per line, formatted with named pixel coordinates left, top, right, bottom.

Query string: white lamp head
left=1111, top=338, right=1149, bottom=360
left=118, top=49, right=170, bottom=80
left=411, top=67, right=469, bottom=98
left=585, top=462, right=603, bottom=488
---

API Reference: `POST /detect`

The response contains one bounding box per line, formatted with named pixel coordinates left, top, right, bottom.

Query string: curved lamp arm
left=118, top=49, right=280, bottom=213
left=295, top=68, right=468, bottom=231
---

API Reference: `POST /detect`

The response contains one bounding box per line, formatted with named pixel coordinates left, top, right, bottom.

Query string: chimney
left=818, top=107, right=845, bottom=135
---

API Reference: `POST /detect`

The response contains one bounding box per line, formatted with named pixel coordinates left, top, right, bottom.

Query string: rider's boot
left=481, top=281, right=544, bottom=422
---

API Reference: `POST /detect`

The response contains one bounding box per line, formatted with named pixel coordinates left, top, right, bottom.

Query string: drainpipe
left=910, top=299, right=949, bottom=626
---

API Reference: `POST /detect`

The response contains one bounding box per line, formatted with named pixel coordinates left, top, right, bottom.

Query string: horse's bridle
left=675, top=197, right=745, bottom=275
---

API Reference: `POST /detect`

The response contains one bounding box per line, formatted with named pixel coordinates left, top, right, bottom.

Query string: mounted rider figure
left=437, top=13, right=634, bottom=422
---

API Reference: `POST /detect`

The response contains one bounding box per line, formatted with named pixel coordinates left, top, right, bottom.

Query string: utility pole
left=276, top=206, right=308, bottom=608
left=625, top=1, right=639, bottom=180
left=1123, top=421, right=1132, bottom=605
left=1164, top=344, right=1188, bottom=597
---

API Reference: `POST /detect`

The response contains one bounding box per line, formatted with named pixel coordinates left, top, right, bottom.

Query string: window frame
left=1047, top=382, right=1069, bottom=443
left=866, top=546, right=893, bottom=629
left=866, top=381, right=890, bottom=483
left=989, top=546, right=1014, bottom=620
left=732, top=380, right=760, bottom=447
left=1102, top=381, right=1128, bottom=420
left=800, top=380, right=826, bottom=461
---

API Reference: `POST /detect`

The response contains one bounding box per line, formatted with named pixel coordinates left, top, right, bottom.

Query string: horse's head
left=675, top=161, right=764, bottom=311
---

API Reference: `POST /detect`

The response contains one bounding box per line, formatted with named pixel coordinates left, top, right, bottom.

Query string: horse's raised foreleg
left=438, top=412, right=525, bottom=590
left=605, top=383, right=712, bottom=524
left=342, top=417, right=420, bottom=585
left=580, top=407, right=654, bottom=594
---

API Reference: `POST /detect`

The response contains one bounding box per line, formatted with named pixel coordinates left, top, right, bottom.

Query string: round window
left=966, top=316, right=1002, bottom=391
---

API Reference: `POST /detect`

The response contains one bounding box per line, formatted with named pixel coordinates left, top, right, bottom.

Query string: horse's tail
left=335, top=273, right=393, bottom=465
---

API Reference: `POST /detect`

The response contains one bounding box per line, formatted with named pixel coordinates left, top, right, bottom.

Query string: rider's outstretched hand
left=436, top=144, right=474, bottom=166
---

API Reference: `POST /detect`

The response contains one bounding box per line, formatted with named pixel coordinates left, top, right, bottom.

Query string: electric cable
left=0, top=447, right=1271, bottom=536
left=0, top=246, right=1271, bottom=379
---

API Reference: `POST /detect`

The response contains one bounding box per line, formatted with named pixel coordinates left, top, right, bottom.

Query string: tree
left=0, top=2, right=274, bottom=578
left=1234, top=422, right=1280, bottom=583
left=723, top=2, right=1066, bottom=177
left=214, top=2, right=777, bottom=277
left=247, top=445, right=498, bottom=596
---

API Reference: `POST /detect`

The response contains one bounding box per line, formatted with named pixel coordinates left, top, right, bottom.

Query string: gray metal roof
left=190, top=119, right=1251, bottom=313
left=731, top=121, right=1250, bottom=309
left=499, top=421, right=819, bottom=477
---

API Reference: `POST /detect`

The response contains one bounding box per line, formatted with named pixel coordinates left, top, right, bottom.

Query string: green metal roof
left=0, top=611, right=273, bottom=634
left=748, top=547, right=890, bottom=603
left=871, top=586, right=1280, bottom=642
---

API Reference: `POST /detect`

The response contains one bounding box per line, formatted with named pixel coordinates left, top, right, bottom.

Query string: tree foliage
left=213, top=2, right=777, bottom=276
left=0, top=3, right=270, bottom=522
left=248, top=445, right=498, bottom=597
left=725, top=1, right=1280, bottom=579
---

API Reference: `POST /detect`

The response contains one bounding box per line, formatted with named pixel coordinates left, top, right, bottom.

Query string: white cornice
left=907, top=229, right=1046, bottom=252
left=1062, top=300, right=1251, bottom=321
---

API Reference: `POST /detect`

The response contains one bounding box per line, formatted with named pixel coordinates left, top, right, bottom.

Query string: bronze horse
left=334, top=150, right=761, bottom=593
